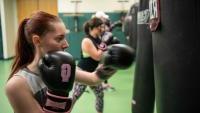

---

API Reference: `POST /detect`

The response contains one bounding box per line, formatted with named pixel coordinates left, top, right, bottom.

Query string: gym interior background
left=0, top=0, right=138, bottom=113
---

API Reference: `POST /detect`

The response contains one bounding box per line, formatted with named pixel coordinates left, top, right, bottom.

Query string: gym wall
left=59, top=12, right=126, bottom=60
left=0, top=0, right=18, bottom=59
left=58, top=0, right=138, bottom=59
left=0, top=0, right=138, bottom=60
left=0, top=0, right=58, bottom=60
left=58, top=0, right=138, bottom=13
left=0, top=16, right=3, bottom=59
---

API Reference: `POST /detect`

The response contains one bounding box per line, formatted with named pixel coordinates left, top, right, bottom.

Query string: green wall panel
left=0, top=16, right=4, bottom=59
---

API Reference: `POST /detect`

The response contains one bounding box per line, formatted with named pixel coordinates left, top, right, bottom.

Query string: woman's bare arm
left=75, top=68, right=103, bottom=86
left=75, top=66, right=116, bottom=86
left=82, top=38, right=103, bottom=61
left=5, top=76, right=44, bottom=113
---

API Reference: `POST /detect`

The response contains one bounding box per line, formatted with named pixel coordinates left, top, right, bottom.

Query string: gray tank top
left=14, top=68, right=47, bottom=107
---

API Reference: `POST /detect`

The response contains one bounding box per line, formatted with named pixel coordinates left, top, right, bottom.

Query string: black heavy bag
left=132, top=0, right=155, bottom=113
left=151, top=0, right=200, bottom=113
left=124, top=2, right=139, bottom=50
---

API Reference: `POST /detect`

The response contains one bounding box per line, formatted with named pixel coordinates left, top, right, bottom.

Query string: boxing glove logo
left=61, top=64, right=72, bottom=82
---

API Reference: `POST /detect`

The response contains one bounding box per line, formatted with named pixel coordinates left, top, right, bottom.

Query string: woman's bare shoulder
left=82, top=37, right=92, bottom=44
left=5, top=75, right=29, bottom=97
left=5, top=76, right=44, bottom=113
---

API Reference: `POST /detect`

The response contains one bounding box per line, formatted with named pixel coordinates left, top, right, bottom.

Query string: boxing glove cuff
left=95, top=65, right=116, bottom=80
left=43, top=90, right=72, bottom=113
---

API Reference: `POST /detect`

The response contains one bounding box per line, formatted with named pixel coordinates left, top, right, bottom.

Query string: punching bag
left=132, top=0, right=155, bottom=113
left=124, top=3, right=139, bottom=50
left=151, top=0, right=200, bottom=113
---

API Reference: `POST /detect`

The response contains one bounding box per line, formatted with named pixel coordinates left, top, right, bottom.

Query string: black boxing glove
left=101, top=44, right=135, bottom=69
left=101, top=32, right=114, bottom=45
left=95, top=64, right=117, bottom=80
left=101, top=32, right=120, bottom=45
left=98, top=32, right=114, bottom=51
left=39, top=51, right=76, bottom=113
left=96, top=44, right=135, bottom=80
